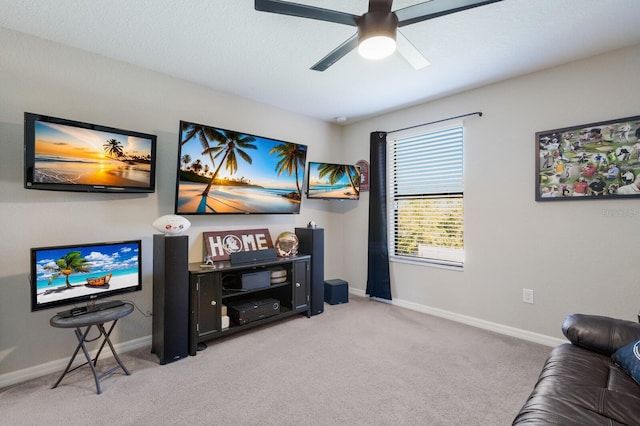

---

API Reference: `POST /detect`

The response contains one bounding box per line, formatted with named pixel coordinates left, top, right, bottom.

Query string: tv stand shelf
left=220, top=280, right=290, bottom=299
left=187, top=254, right=310, bottom=355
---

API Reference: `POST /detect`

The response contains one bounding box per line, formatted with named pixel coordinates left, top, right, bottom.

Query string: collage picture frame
left=536, top=115, right=640, bottom=201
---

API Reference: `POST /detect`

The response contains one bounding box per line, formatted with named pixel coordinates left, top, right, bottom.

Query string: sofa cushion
left=612, top=339, right=640, bottom=386
left=562, top=313, right=640, bottom=356
left=513, top=343, right=640, bottom=425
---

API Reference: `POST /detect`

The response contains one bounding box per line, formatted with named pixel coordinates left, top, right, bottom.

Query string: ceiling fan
left=254, top=0, right=503, bottom=71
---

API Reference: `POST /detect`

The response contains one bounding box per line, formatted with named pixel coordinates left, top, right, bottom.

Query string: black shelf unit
left=187, top=255, right=310, bottom=355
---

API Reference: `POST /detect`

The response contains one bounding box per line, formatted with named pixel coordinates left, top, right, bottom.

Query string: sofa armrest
left=562, top=313, right=640, bottom=356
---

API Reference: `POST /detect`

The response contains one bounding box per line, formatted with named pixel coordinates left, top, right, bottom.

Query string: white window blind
left=388, top=125, right=464, bottom=268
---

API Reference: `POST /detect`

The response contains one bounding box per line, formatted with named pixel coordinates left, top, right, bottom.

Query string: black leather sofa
left=513, top=314, right=640, bottom=425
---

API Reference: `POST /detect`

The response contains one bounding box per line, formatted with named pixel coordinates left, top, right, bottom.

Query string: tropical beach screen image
left=30, top=241, right=142, bottom=311
left=175, top=121, right=308, bottom=214
left=25, top=113, right=156, bottom=192
left=306, top=162, right=360, bottom=200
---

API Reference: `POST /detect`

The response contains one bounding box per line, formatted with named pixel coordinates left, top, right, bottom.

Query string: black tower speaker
left=152, top=234, right=189, bottom=364
left=295, top=227, right=324, bottom=316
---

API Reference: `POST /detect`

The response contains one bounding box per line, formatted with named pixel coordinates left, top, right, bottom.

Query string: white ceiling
left=1, top=0, right=640, bottom=123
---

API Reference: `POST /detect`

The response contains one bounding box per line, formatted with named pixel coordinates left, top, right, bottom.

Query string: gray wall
left=0, top=28, right=345, bottom=381
left=341, top=43, right=640, bottom=340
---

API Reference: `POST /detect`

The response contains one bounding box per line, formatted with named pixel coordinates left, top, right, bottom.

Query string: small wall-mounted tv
left=24, top=112, right=157, bottom=193
left=175, top=120, right=308, bottom=214
left=306, top=161, right=360, bottom=200
left=30, top=240, right=142, bottom=312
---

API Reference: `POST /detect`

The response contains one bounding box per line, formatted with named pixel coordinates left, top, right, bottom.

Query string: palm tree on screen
left=201, top=130, right=257, bottom=196
left=44, top=251, right=91, bottom=289
left=181, top=154, right=191, bottom=170
left=103, top=138, right=124, bottom=158
left=191, top=159, right=203, bottom=175
left=270, top=143, right=306, bottom=197
left=180, top=122, right=221, bottom=174
left=317, top=163, right=360, bottom=196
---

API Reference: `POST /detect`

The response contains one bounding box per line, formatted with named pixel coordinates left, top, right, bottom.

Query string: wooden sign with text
left=203, top=228, right=274, bottom=262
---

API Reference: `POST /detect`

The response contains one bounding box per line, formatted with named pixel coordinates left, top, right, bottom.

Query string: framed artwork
left=536, top=115, right=640, bottom=201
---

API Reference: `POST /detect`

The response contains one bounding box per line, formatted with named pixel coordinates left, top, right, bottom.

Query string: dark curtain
left=366, top=131, right=392, bottom=300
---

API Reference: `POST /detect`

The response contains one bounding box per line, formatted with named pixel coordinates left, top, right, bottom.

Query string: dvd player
left=227, top=298, right=280, bottom=325
left=57, top=300, right=125, bottom=318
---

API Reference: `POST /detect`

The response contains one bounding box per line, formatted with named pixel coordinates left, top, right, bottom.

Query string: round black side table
left=49, top=302, right=134, bottom=394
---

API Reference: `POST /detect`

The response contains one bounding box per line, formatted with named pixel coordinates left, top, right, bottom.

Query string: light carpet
left=0, top=295, right=551, bottom=425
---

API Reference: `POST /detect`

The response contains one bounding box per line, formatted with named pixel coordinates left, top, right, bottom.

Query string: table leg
left=51, top=325, right=95, bottom=391
left=75, top=326, right=103, bottom=394
left=96, top=322, right=131, bottom=375
left=51, top=319, right=132, bottom=394
left=92, top=321, right=113, bottom=366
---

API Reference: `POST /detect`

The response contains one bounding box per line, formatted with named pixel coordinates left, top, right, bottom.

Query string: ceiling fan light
left=358, top=35, right=396, bottom=60
left=357, top=10, right=398, bottom=61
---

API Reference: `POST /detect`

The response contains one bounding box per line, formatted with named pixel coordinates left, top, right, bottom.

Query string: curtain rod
left=386, top=111, right=483, bottom=135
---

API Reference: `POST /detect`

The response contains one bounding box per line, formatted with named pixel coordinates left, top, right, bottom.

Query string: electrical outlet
left=523, top=288, right=534, bottom=304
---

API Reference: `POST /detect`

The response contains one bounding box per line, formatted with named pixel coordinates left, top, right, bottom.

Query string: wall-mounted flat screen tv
left=176, top=120, right=308, bottom=214
left=24, top=112, right=157, bottom=193
left=306, top=161, right=360, bottom=200
left=30, top=240, right=142, bottom=312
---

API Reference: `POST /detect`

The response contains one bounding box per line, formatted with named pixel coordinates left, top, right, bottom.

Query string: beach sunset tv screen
left=306, top=162, right=360, bottom=200
left=175, top=120, right=308, bottom=214
left=30, top=240, right=142, bottom=312
left=24, top=112, right=157, bottom=193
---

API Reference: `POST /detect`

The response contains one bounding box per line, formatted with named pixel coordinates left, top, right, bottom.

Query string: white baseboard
left=349, top=287, right=564, bottom=348
left=0, top=335, right=151, bottom=389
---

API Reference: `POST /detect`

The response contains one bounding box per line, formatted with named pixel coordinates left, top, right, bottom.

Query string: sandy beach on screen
left=36, top=161, right=150, bottom=187
left=176, top=182, right=299, bottom=214
left=308, top=188, right=358, bottom=199
left=37, top=272, right=138, bottom=305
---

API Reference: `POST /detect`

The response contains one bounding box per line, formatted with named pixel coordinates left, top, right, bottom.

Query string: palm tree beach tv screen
left=306, top=161, right=360, bottom=200
left=30, top=240, right=142, bottom=312
left=24, top=112, right=157, bottom=193
left=175, top=120, right=308, bottom=214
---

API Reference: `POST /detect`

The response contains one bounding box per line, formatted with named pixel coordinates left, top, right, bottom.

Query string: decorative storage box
left=324, top=279, right=348, bottom=305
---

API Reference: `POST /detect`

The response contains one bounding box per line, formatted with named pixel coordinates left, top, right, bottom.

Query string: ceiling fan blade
left=310, top=34, right=359, bottom=72
left=395, top=0, right=503, bottom=27
left=396, top=31, right=430, bottom=70
left=255, top=0, right=358, bottom=26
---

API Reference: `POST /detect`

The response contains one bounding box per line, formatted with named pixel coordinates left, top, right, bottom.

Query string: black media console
left=187, top=254, right=311, bottom=355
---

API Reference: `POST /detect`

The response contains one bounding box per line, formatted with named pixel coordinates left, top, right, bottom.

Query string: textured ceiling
left=1, top=0, right=640, bottom=123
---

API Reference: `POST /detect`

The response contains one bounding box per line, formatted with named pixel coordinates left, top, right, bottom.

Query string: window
left=388, top=125, right=464, bottom=268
